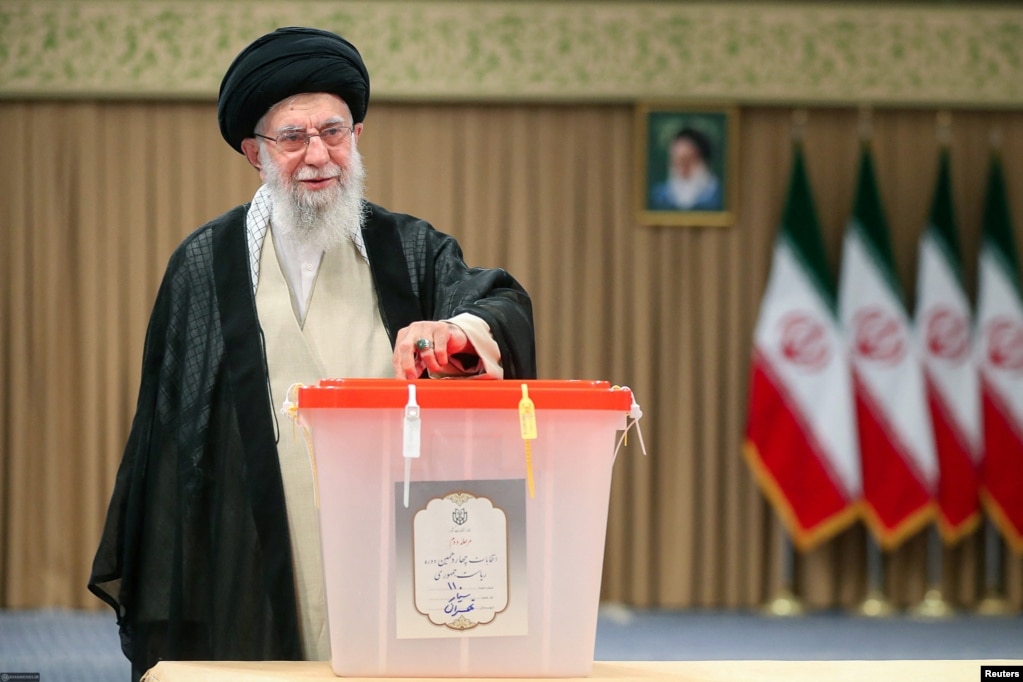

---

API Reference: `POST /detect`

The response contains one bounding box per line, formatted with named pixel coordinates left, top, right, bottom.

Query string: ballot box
left=297, top=379, right=639, bottom=678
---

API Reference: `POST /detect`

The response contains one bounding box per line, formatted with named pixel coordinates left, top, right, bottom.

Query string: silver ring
left=415, top=337, right=434, bottom=351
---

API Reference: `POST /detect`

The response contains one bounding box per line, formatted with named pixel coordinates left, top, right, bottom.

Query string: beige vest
left=255, top=229, right=393, bottom=660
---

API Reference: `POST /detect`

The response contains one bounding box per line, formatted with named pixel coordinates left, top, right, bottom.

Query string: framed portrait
left=636, top=102, right=740, bottom=227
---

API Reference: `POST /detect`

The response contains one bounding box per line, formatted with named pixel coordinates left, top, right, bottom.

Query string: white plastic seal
left=613, top=387, right=647, bottom=462
left=402, top=383, right=422, bottom=508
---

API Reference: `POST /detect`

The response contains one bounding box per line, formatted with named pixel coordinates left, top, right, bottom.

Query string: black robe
left=88, top=201, right=536, bottom=680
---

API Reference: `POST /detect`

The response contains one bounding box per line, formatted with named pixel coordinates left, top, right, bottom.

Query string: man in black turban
left=88, top=27, right=535, bottom=680
left=218, top=27, right=370, bottom=153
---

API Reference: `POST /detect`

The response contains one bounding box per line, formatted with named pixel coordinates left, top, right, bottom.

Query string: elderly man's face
left=242, top=92, right=363, bottom=192
left=669, top=138, right=704, bottom=180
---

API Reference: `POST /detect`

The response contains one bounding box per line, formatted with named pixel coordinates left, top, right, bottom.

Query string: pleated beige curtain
left=1, top=101, right=1021, bottom=611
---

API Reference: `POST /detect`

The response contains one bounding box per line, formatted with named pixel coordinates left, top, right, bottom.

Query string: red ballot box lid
left=298, top=378, right=633, bottom=411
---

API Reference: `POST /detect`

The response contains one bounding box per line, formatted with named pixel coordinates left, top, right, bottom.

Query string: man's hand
left=393, top=321, right=475, bottom=379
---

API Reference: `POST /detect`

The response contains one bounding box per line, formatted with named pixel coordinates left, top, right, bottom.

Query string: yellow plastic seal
left=519, top=384, right=537, bottom=497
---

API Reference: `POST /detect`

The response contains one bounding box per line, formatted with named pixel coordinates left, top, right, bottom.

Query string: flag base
left=976, top=592, right=1018, bottom=616
left=853, top=588, right=896, bottom=617
left=907, top=588, right=955, bottom=619
left=761, top=587, right=804, bottom=617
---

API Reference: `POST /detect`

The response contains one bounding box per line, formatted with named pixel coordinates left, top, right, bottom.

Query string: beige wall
left=2, top=2, right=1021, bottom=107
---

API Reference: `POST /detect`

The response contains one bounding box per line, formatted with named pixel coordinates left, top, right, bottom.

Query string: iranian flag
left=913, top=149, right=981, bottom=544
left=838, top=145, right=936, bottom=549
left=744, top=143, right=860, bottom=551
left=976, top=153, right=1023, bottom=554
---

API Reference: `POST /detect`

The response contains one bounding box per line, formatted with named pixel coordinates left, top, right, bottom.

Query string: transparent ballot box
left=296, top=379, right=640, bottom=678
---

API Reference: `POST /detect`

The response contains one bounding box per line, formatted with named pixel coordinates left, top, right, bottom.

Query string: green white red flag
left=913, top=149, right=981, bottom=544
left=976, top=153, right=1023, bottom=554
left=744, top=144, right=860, bottom=550
left=839, top=145, right=936, bottom=549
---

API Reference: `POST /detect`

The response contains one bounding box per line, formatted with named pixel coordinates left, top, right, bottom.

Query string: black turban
left=217, top=27, right=370, bottom=153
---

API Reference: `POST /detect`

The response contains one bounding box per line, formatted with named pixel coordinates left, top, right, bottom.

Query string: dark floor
left=1, top=606, right=1021, bottom=681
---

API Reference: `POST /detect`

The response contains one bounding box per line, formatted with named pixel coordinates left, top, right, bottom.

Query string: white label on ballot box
left=394, top=479, right=528, bottom=639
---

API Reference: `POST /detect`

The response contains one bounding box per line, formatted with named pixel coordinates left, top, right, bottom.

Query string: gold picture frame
left=636, top=102, right=740, bottom=227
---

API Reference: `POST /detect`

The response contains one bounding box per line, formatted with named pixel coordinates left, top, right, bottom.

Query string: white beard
left=260, top=143, right=367, bottom=252
left=668, top=165, right=713, bottom=210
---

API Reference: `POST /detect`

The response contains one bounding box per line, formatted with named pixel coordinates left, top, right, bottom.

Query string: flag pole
left=762, top=521, right=804, bottom=617
left=908, top=110, right=956, bottom=620
left=855, top=534, right=895, bottom=616
left=974, top=130, right=1018, bottom=617
left=848, top=110, right=892, bottom=618
left=761, top=110, right=806, bottom=620
left=791, top=108, right=808, bottom=145
left=856, top=103, right=873, bottom=145
left=908, top=526, right=954, bottom=618
left=976, top=519, right=1016, bottom=615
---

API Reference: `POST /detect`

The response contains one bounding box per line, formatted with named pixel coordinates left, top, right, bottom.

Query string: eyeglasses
left=255, top=125, right=354, bottom=153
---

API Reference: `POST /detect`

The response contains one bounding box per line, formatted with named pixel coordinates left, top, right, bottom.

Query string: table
left=142, top=659, right=1022, bottom=681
